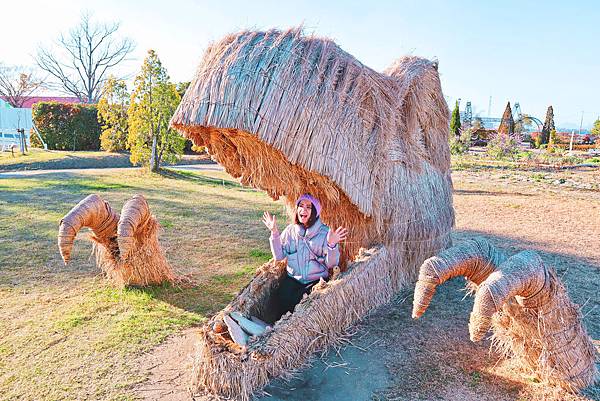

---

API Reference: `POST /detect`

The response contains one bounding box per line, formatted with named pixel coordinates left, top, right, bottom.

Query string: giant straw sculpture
left=171, top=27, right=455, bottom=400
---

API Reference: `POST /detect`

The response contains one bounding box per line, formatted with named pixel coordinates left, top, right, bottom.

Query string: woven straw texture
left=171, top=28, right=456, bottom=400
left=413, top=238, right=598, bottom=392
left=58, top=194, right=175, bottom=287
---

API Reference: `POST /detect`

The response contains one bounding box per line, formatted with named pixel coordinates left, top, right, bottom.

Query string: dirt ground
left=135, top=166, right=600, bottom=401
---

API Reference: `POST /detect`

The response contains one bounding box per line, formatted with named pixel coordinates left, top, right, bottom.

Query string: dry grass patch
left=0, top=167, right=286, bottom=400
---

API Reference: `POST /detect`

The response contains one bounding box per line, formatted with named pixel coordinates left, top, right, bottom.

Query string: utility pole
left=579, top=111, right=584, bottom=136
left=488, top=96, right=492, bottom=117
left=569, top=130, right=575, bottom=154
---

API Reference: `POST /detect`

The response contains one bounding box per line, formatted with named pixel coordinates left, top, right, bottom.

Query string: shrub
left=549, top=129, right=559, bottom=145
left=449, top=128, right=471, bottom=155
left=560, top=156, right=584, bottom=165
left=32, top=102, right=101, bottom=150
left=29, top=128, right=43, bottom=148
left=516, top=151, right=534, bottom=161
left=486, top=134, right=520, bottom=160
left=532, top=134, right=543, bottom=149
left=546, top=145, right=565, bottom=155
left=587, top=157, right=600, bottom=164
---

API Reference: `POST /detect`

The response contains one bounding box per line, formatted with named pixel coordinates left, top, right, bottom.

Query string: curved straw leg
left=472, top=251, right=598, bottom=391
left=469, top=250, right=547, bottom=341
left=412, top=237, right=507, bottom=318
left=58, top=194, right=119, bottom=264
left=413, top=239, right=598, bottom=392
left=113, top=194, right=176, bottom=286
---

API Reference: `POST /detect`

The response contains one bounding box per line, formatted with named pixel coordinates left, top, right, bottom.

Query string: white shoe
left=230, top=312, right=267, bottom=336
left=223, top=314, right=249, bottom=345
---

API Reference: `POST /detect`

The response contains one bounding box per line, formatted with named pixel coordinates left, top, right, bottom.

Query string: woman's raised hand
left=262, top=211, right=278, bottom=233
left=327, top=227, right=348, bottom=247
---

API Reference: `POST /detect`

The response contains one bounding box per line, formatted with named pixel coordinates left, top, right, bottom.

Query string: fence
left=0, top=107, right=31, bottom=149
left=0, top=107, right=47, bottom=151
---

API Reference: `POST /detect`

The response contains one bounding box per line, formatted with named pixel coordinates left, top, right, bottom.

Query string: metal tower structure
left=513, top=102, right=522, bottom=121
left=457, top=99, right=542, bottom=132
left=464, top=102, right=472, bottom=127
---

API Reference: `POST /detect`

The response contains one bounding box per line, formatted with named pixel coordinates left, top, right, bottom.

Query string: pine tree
left=541, top=106, right=555, bottom=145
left=450, top=101, right=461, bottom=137
left=127, top=50, right=184, bottom=172
left=497, top=102, right=514, bottom=137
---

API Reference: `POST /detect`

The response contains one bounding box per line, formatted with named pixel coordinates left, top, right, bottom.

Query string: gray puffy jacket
left=269, top=218, right=340, bottom=284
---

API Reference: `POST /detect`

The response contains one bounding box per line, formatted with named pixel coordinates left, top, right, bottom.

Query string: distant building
left=0, top=98, right=11, bottom=108
left=0, top=96, right=80, bottom=149
left=0, top=95, right=81, bottom=109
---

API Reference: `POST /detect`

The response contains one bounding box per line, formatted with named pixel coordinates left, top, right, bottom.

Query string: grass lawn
left=0, top=167, right=287, bottom=400
left=0, top=148, right=132, bottom=171
left=0, top=148, right=211, bottom=172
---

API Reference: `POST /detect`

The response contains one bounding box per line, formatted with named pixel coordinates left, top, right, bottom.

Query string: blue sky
left=2, top=0, right=598, bottom=128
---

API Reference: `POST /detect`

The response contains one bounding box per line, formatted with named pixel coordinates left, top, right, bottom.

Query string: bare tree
left=36, top=13, right=134, bottom=103
left=0, top=64, right=45, bottom=108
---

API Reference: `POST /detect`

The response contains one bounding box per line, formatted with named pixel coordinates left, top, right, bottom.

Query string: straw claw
left=58, top=194, right=176, bottom=287
left=413, top=238, right=598, bottom=392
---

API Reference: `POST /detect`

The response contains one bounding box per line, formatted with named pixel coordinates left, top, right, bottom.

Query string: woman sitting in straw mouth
left=224, top=194, right=348, bottom=341
left=264, top=194, right=348, bottom=315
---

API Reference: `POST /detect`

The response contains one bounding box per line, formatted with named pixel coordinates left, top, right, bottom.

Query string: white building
left=0, top=96, right=80, bottom=150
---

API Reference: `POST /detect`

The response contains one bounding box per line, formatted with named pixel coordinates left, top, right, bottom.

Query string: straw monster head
left=171, top=28, right=455, bottom=268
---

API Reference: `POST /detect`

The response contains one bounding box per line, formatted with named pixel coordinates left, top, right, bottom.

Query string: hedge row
left=31, top=102, right=101, bottom=150
left=548, top=144, right=598, bottom=151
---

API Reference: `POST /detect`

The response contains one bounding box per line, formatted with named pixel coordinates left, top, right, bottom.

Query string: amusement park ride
left=460, top=100, right=543, bottom=131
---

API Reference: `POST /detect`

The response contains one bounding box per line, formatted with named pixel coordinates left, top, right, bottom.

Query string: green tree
left=176, top=81, right=190, bottom=98
left=98, top=76, right=129, bottom=151
left=127, top=50, right=184, bottom=172
left=591, top=119, right=600, bottom=137
left=450, top=101, right=461, bottom=137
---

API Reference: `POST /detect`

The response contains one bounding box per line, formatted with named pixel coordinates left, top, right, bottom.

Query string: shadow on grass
left=140, top=282, right=235, bottom=317
left=134, top=252, right=269, bottom=316
left=0, top=153, right=132, bottom=172
left=159, top=168, right=243, bottom=189
left=453, top=189, right=534, bottom=197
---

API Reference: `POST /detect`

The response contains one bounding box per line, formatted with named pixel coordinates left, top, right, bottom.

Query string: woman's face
left=297, top=200, right=313, bottom=225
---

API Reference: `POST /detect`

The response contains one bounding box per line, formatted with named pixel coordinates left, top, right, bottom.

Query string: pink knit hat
left=296, top=194, right=321, bottom=216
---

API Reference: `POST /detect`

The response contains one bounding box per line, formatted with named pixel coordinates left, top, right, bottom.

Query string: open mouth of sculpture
left=172, top=124, right=378, bottom=265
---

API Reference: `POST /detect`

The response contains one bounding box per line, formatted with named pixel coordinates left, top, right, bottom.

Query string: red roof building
left=0, top=96, right=81, bottom=108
